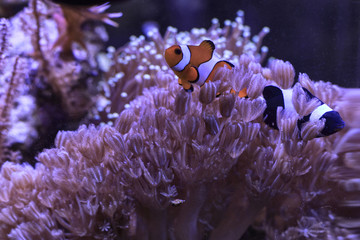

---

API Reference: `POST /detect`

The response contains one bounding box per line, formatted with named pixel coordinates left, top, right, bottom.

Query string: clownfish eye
left=174, top=48, right=182, bottom=55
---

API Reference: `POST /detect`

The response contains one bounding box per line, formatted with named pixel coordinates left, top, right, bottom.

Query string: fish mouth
left=320, top=111, right=345, bottom=136
left=333, top=123, right=345, bottom=132
left=327, top=121, right=345, bottom=135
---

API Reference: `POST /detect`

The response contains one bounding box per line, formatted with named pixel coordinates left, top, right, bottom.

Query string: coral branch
left=0, top=56, right=21, bottom=164
left=174, top=184, right=208, bottom=240
left=210, top=193, right=265, bottom=240
left=31, top=0, right=46, bottom=63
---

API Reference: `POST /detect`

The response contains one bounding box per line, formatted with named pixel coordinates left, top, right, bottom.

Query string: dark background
left=107, top=0, right=360, bottom=88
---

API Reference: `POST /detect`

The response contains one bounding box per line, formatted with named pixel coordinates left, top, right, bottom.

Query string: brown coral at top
left=51, top=1, right=122, bottom=58
left=0, top=0, right=121, bottom=164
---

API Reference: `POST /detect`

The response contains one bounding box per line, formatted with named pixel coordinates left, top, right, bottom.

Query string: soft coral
left=51, top=2, right=122, bottom=58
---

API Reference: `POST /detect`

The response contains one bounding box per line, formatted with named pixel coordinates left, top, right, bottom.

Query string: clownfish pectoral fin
left=178, top=78, right=182, bottom=86
left=181, top=80, right=193, bottom=92
left=200, top=40, right=215, bottom=54
left=183, top=66, right=199, bottom=83
left=187, top=66, right=200, bottom=83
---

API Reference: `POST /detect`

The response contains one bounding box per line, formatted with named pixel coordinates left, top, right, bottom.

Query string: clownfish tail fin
left=200, top=40, right=215, bottom=53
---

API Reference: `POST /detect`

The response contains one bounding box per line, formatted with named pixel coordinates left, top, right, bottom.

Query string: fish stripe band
left=197, top=56, right=220, bottom=86
left=172, top=45, right=191, bottom=72
left=310, top=104, right=332, bottom=121
left=282, top=88, right=296, bottom=112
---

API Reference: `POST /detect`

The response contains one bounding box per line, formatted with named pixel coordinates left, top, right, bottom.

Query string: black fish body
left=263, top=85, right=345, bottom=138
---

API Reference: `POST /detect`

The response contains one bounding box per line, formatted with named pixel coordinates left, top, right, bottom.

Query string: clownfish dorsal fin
left=199, top=40, right=215, bottom=54
left=302, top=87, right=315, bottom=100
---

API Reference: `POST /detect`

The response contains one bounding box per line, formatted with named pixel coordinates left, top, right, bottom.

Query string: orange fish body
left=165, top=40, right=247, bottom=97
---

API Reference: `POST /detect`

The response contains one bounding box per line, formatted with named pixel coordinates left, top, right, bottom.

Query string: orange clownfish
left=165, top=40, right=247, bottom=97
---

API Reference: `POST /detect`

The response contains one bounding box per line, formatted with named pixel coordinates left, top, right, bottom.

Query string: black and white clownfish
left=263, top=85, right=345, bottom=137
left=164, top=40, right=247, bottom=97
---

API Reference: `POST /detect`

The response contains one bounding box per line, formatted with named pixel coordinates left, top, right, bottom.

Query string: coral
left=91, top=11, right=270, bottom=123
left=16, top=0, right=117, bottom=117
left=0, top=126, right=133, bottom=239
left=51, top=1, right=122, bottom=58
left=0, top=19, right=27, bottom=165
left=0, top=8, right=359, bottom=240
left=0, top=0, right=121, bottom=163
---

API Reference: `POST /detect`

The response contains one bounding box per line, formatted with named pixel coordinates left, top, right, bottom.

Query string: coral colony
left=0, top=1, right=359, bottom=239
